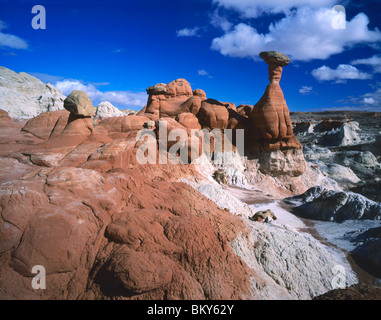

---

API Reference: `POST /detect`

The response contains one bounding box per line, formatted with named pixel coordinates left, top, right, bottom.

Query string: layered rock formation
left=287, top=186, right=381, bottom=222
left=1, top=64, right=370, bottom=300
left=0, top=85, right=353, bottom=300
left=0, top=103, right=259, bottom=300
left=0, top=66, right=65, bottom=118
left=142, top=79, right=202, bottom=118
left=247, top=52, right=306, bottom=177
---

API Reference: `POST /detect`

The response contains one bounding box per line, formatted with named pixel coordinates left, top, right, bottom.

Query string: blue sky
left=1, top=0, right=381, bottom=111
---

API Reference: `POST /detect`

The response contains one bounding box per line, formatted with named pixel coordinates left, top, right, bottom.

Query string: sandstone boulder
left=192, top=89, right=207, bottom=99
left=236, top=104, right=253, bottom=117
left=0, top=109, right=18, bottom=128
left=175, top=112, right=201, bottom=129
left=197, top=99, right=229, bottom=129
left=64, top=90, right=95, bottom=117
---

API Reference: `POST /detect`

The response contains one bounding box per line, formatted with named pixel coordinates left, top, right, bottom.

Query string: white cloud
left=211, top=7, right=381, bottom=61
left=55, top=80, right=146, bottom=109
left=210, top=9, right=232, bottom=32
left=311, top=64, right=372, bottom=81
left=213, top=0, right=336, bottom=18
left=363, top=97, right=375, bottom=104
left=299, top=86, right=313, bottom=94
left=335, top=84, right=381, bottom=111
left=198, top=69, right=209, bottom=76
left=0, top=19, right=28, bottom=50
left=111, top=48, right=125, bottom=53
left=362, top=87, right=381, bottom=107
left=352, top=54, right=381, bottom=73
left=176, top=27, right=200, bottom=37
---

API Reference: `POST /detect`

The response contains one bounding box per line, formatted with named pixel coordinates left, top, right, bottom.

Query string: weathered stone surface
left=97, top=246, right=174, bottom=294
left=197, top=99, right=229, bottom=129
left=196, top=181, right=357, bottom=299
left=0, top=67, right=65, bottom=118
left=0, top=109, right=18, bottom=128
left=248, top=51, right=305, bottom=176
left=175, top=112, right=201, bottom=129
left=166, top=78, right=193, bottom=97
left=258, top=149, right=307, bottom=177
left=319, top=123, right=361, bottom=147
left=64, top=90, right=95, bottom=117
left=100, top=115, right=150, bottom=133
left=236, top=104, right=253, bottom=117
left=145, top=79, right=202, bottom=118
left=192, top=89, right=207, bottom=99
left=21, top=109, right=70, bottom=140
left=289, top=186, right=381, bottom=222
left=154, top=117, right=202, bottom=163
left=259, top=51, right=290, bottom=67
left=249, top=83, right=301, bottom=151
left=1, top=70, right=370, bottom=301
left=95, top=101, right=124, bottom=119
left=314, top=283, right=381, bottom=300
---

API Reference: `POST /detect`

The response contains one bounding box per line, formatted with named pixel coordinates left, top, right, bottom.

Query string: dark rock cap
left=259, top=51, right=290, bottom=67
left=146, top=83, right=168, bottom=95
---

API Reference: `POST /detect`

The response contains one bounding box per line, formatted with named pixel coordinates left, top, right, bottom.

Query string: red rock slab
left=21, top=109, right=70, bottom=140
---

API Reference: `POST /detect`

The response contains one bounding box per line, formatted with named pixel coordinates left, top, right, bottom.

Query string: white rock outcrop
left=212, top=151, right=248, bottom=187
left=0, top=66, right=65, bottom=118
left=95, top=101, right=124, bottom=119
left=319, top=123, right=361, bottom=147
left=289, top=186, right=381, bottom=222
left=315, top=162, right=361, bottom=189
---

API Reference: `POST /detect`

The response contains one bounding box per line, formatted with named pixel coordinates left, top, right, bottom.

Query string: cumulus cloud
left=361, top=86, right=381, bottom=108
left=54, top=80, right=146, bottom=109
left=363, top=97, right=375, bottom=104
left=335, top=83, right=381, bottom=111
left=299, top=86, right=313, bottom=94
left=198, top=69, right=209, bottom=76
left=213, top=0, right=336, bottom=18
left=176, top=27, right=200, bottom=37
left=352, top=54, right=381, bottom=73
left=311, top=64, right=372, bottom=81
left=211, top=7, right=381, bottom=61
left=0, top=19, right=28, bottom=50
left=210, top=9, right=232, bottom=32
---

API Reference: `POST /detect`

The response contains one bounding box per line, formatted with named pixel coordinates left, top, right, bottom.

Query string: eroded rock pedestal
left=248, top=51, right=306, bottom=176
